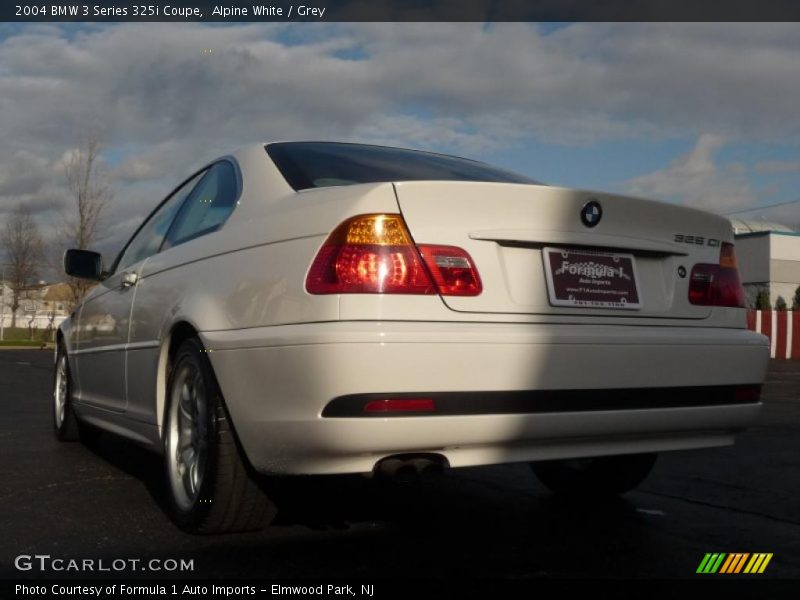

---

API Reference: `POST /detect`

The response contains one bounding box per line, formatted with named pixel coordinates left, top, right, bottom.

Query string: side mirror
left=64, top=249, right=104, bottom=281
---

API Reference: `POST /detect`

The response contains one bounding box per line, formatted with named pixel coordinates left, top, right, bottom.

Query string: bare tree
left=60, top=135, right=113, bottom=308
left=2, top=204, right=45, bottom=328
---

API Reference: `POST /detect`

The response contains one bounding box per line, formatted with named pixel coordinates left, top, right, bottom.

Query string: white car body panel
left=394, top=180, right=732, bottom=321
left=201, top=321, right=766, bottom=474
left=59, top=142, right=770, bottom=475
left=71, top=266, right=144, bottom=412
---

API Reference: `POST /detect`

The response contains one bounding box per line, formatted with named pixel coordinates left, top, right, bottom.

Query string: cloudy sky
left=1, top=22, right=800, bottom=274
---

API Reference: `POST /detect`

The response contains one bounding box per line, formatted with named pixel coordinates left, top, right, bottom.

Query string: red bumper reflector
left=734, top=386, right=761, bottom=403
left=363, top=398, right=436, bottom=413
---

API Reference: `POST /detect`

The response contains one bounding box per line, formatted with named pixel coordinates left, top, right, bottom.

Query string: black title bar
left=6, top=0, right=800, bottom=22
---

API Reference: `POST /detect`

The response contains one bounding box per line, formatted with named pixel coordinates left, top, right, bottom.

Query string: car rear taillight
left=688, top=242, right=746, bottom=308
left=306, top=214, right=481, bottom=296
left=417, top=245, right=482, bottom=296
left=306, top=214, right=435, bottom=295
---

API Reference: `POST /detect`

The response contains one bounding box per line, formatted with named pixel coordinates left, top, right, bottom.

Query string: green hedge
left=0, top=327, right=56, bottom=342
left=0, top=340, right=49, bottom=347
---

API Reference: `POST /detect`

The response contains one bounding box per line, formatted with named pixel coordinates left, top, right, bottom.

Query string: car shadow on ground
left=80, top=428, right=173, bottom=515
left=45, top=429, right=677, bottom=579
left=81, top=427, right=640, bottom=534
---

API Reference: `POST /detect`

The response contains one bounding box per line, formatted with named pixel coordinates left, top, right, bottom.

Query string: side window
left=163, top=161, right=239, bottom=250
left=115, top=171, right=205, bottom=273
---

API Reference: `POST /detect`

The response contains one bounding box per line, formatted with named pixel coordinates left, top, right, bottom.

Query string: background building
left=731, top=219, right=800, bottom=309
left=0, top=280, right=71, bottom=332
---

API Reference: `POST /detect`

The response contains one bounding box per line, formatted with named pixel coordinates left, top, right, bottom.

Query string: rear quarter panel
left=125, top=146, right=401, bottom=427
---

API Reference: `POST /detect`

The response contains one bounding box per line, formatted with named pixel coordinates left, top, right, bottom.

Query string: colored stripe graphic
left=697, top=553, right=713, bottom=573
left=744, top=554, right=760, bottom=573
left=719, top=553, right=743, bottom=573
left=710, top=553, right=726, bottom=573
left=758, top=553, right=773, bottom=573
left=697, top=553, right=727, bottom=573
left=718, top=554, right=735, bottom=573
left=733, top=553, right=750, bottom=573
left=699, top=553, right=773, bottom=574
left=743, top=553, right=774, bottom=574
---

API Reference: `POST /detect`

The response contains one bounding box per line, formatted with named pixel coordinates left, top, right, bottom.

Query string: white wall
left=770, top=233, right=800, bottom=261
left=735, top=235, right=771, bottom=284
left=735, top=232, right=800, bottom=308
left=769, top=234, right=800, bottom=306
left=0, top=313, right=66, bottom=330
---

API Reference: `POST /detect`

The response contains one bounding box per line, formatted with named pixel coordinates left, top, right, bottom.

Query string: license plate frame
left=542, top=247, right=642, bottom=310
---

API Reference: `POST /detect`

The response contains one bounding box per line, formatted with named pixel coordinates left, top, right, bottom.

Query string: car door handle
left=121, top=272, right=138, bottom=288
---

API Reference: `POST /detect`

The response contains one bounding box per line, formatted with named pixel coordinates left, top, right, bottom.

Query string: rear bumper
left=201, top=321, right=769, bottom=475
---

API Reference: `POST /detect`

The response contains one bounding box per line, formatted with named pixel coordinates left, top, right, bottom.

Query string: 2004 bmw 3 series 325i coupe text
left=54, top=142, right=769, bottom=533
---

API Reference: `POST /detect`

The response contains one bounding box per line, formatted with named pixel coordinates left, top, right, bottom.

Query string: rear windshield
left=266, top=141, right=538, bottom=191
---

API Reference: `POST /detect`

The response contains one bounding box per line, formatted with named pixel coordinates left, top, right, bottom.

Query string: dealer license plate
left=543, top=247, right=642, bottom=309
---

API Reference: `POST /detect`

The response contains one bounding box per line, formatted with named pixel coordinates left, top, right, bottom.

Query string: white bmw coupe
left=55, top=141, right=769, bottom=533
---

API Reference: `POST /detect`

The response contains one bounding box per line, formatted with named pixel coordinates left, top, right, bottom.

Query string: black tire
left=164, top=337, right=276, bottom=534
left=53, top=344, right=80, bottom=442
left=531, top=453, right=657, bottom=496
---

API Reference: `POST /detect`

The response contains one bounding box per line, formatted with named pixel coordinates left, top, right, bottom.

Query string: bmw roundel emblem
left=580, top=199, right=602, bottom=228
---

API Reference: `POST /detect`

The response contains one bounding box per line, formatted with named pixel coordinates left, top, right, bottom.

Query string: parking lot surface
left=0, top=349, right=798, bottom=579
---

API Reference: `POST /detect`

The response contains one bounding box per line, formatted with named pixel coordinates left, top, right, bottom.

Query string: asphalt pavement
left=0, top=348, right=798, bottom=580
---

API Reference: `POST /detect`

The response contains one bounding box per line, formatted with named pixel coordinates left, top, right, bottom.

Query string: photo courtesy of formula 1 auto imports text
left=1, top=1, right=799, bottom=598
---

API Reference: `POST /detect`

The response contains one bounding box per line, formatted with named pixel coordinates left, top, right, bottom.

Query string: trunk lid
left=394, top=181, right=734, bottom=320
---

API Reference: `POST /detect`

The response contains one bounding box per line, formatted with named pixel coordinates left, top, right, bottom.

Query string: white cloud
left=2, top=22, right=800, bottom=271
left=755, top=160, right=800, bottom=174
left=111, top=141, right=196, bottom=183
left=624, top=134, right=759, bottom=213
left=349, top=114, right=502, bottom=154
